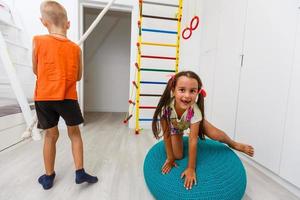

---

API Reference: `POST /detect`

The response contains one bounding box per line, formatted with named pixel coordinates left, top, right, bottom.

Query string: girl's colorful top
left=162, top=99, right=202, bottom=135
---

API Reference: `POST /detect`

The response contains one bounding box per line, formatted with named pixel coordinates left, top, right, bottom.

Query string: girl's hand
left=181, top=168, right=197, bottom=190
left=161, top=159, right=178, bottom=174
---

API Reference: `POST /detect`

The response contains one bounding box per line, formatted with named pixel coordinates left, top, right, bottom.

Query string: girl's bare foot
left=232, top=142, right=254, bottom=157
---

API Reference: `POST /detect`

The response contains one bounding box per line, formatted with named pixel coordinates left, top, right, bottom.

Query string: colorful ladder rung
left=140, top=94, right=162, bottom=97
left=142, top=1, right=179, bottom=8
left=142, top=28, right=177, bottom=34
left=142, top=14, right=178, bottom=21
left=123, top=114, right=133, bottom=124
left=141, top=55, right=176, bottom=60
left=135, top=62, right=140, bottom=70
left=139, top=106, right=156, bottom=109
left=140, top=81, right=167, bottom=85
left=141, top=42, right=177, bottom=47
left=132, top=81, right=138, bottom=89
left=128, top=100, right=136, bottom=105
left=139, top=118, right=154, bottom=122
left=140, top=68, right=176, bottom=72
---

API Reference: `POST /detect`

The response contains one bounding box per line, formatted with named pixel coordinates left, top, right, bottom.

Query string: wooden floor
left=0, top=98, right=34, bottom=117
left=0, top=112, right=299, bottom=200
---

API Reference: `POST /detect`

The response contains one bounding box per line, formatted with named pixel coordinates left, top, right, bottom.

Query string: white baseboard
left=239, top=153, right=300, bottom=198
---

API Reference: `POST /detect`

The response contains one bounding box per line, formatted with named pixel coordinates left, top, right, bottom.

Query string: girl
left=152, top=71, right=254, bottom=190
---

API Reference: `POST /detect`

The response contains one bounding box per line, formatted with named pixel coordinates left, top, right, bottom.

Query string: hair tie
left=199, top=88, right=207, bottom=97
left=166, top=74, right=175, bottom=80
left=166, top=74, right=175, bottom=87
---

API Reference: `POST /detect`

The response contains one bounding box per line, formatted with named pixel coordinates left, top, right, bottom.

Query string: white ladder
left=0, top=1, right=40, bottom=140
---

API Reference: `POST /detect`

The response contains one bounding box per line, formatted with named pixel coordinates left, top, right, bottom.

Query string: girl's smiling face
left=173, top=76, right=199, bottom=113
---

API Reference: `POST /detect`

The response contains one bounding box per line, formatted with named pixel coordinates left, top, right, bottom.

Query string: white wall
left=179, top=0, right=203, bottom=73
left=9, top=0, right=79, bottom=45
left=84, top=9, right=131, bottom=112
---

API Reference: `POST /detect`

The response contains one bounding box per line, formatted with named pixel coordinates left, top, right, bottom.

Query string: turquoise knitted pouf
left=143, top=137, right=246, bottom=200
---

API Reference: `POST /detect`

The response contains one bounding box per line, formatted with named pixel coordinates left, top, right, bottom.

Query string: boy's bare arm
left=32, top=40, right=37, bottom=75
left=77, top=49, right=83, bottom=81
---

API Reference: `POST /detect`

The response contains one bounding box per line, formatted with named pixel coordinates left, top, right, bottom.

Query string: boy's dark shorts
left=35, top=99, right=84, bottom=130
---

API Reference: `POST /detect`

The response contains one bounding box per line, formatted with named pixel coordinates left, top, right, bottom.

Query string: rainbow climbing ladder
left=126, top=0, right=183, bottom=134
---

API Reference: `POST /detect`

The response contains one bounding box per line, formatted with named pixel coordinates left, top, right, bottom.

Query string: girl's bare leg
left=204, top=120, right=254, bottom=157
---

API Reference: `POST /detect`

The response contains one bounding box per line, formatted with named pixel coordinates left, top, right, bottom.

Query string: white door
left=235, top=0, right=299, bottom=173
left=209, top=0, right=247, bottom=138
left=280, top=5, right=300, bottom=188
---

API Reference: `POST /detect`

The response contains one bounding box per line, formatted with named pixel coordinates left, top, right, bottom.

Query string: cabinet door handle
left=240, top=54, right=244, bottom=67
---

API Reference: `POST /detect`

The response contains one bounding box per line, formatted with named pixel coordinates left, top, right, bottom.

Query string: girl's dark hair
left=152, top=71, right=206, bottom=140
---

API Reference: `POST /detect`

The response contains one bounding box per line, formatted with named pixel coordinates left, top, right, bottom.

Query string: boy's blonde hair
left=40, top=1, right=68, bottom=28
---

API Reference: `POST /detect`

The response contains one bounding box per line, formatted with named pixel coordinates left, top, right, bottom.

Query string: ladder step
left=0, top=82, right=10, bottom=86
left=142, top=28, right=177, bottom=34
left=140, top=94, right=162, bottom=97
left=0, top=20, right=22, bottom=30
left=141, top=55, right=176, bottom=60
left=140, top=68, right=175, bottom=72
left=139, top=106, right=156, bottom=109
left=139, top=118, right=154, bottom=122
left=13, top=62, right=31, bottom=68
left=142, top=1, right=179, bottom=8
left=142, top=14, right=178, bottom=21
left=141, top=42, right=177, bottom=47
left=140, top=81, right=167, bottom=85
left=5, top=39, right=28, bottom=50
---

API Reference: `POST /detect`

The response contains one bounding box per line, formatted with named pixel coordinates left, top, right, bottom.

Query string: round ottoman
left=143, top=137, right=246, bottom=200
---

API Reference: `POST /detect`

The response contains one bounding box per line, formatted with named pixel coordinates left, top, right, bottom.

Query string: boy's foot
left=38, top=172, right=56, bottom=190
left=233, top=142, right=254, bottom=157
left=75, top=168, right=98, bottom=184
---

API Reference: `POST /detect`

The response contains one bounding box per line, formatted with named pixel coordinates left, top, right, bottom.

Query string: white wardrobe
left=199, top=0, right=300, bottom=189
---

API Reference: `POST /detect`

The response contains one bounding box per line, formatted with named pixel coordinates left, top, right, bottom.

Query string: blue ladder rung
left=140, top=81, right=167, bottom=85
left=142, top=28, right=178, bottom=35
left=139, top=118, right=153, bottom=122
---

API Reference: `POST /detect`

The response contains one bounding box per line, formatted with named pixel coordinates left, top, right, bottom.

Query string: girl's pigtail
left=197, top=90, right=206, bottom=140
left=152, top=77, right=174, bottom=139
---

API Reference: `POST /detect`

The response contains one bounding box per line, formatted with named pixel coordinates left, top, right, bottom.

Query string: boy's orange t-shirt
left=33, top=35, right=80, bottom=101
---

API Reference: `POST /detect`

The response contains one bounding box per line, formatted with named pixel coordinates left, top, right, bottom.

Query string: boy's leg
left=44, top=126, right=59, bottom=174
left=38, top=126, right=59, bottom=190
left=35, top=101, right=60, bottom=190
left=67, top=125, right=83, bottom=170
left=204, top=120, right=254, bottom=157
left=67, top=125, right=98, bottom=184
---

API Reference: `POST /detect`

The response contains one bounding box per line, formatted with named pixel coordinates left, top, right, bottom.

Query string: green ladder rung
left=140, top=68, right=176, bottom=72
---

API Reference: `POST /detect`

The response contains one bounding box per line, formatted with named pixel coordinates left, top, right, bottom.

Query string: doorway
left=82, top=6, right=131, bottom=118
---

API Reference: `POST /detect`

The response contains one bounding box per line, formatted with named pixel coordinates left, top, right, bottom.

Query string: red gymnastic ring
left=190, top=16, right=200, bottom=30
left=182, top=27, right=192, bottom=40
left=182, top=16, right=200, bottom=40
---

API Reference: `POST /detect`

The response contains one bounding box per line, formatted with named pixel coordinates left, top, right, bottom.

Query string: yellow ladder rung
left=141, top=42, right=177, bottom=47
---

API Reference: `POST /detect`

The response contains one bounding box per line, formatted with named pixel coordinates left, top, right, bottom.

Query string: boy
left=33, top=1, right=98, bottom=190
